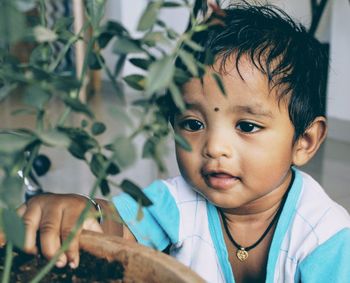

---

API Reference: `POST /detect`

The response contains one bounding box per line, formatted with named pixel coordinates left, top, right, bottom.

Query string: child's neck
left=220, top=169, right=294, bottom=223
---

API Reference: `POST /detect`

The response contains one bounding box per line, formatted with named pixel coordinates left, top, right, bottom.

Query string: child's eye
left=236, top=121, right=262, bottom=133
left=179, top=119, right=204, bottom=132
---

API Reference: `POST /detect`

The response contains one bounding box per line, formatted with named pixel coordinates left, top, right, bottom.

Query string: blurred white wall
left=327, top=0, right=350, bottom=121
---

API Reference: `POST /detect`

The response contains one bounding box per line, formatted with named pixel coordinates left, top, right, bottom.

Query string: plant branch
left=39, top=0, right=47, bottom=27
left=1, top=241, right=14, bottom=283
left=22, top=144, right=40, bottom=179
left=56, top=28, right=95, bottom=126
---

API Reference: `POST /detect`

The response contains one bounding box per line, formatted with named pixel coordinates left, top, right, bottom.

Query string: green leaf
left=142, top=139, right=155, bottom=159
left=112, top=137, right=137, bottom=169
left=178, top=49, right=198, bottom=76
left=91, top=121, right=106, bottom=136
left=193, top=24, right=209, bottom=32
left=174, top=68, right=190, bottom=85
left=107, top=162, right=120, bottom=175
left=58, top=127, right=98, bottom=160
left=129, top=58, right=153, bottom=70
left=85, top=0, right=106, bottom=29
left=123, top=74, right=146, bottom=91
left=120, top=179, right=152, bottom=207
left=29, top=45, right=53, bottom=66
left=113, top=37, right=143, bottom=54
left=169, top=82, right=185, bottom=112
left=184, top=38, right=204, bottom=52
left=38, top=130, right=71, bottom=148
left=98, top=32, right=114, bottom=49
left=63, top=97, right=94, bottom=118
left=174, top=133, right=192, bottom=151
left=0, top=2, right=26, bottom=44
left=98, top=21, right=129, bottom=48
left=90, top=153, right=106, bottom=178
left=33, top=26, right=58, bottom=43
left=23, top=85, right=51, bottom=109
left=0, top=152, right=26, bottom=173
left=103, top=20, right=128, bottom=35
left=81, top=119, right=89, bottom=128
left=143, top=31, right=167, bottom=46
left=52, top=75, right=80, bottom=91
left=11, top=108, right=37, bottom=116
left=0, top=175, right=23, bottom=209
left=100, top=179, right=110, bottom=196
left=14, top=0, right=37, bottom=12
left=142, top=137, right=168, bottom=172
left=89, top=52, right=103, bottom=70
left=68, top=142, right=87, bottom=160
left=114, top=54, right=127, bottom=77
left=166, top=28, right=179, bottom=40
left=0, top=132, right=36, bottom=154
left=108, top=104, right=134, bottom=128
left=90, top=153, right=120, bottom=178
left=156, top=19, right=166, bottom=28
left=211, top=72, right=227, bottom=96
left=2, top=208, right=25, bottom=249
left=53, top=17, right=74, bottom=32
left=146, top=56, right=175, bottom=95
left=137, top=2, right=160, bottom=31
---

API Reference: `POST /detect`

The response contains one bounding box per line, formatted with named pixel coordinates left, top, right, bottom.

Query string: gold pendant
left=236, top=248, right=248, bottom=261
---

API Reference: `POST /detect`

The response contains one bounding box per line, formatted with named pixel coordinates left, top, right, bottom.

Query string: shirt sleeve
left=296, top=228, right=350, bottom=283
left=112, top=180, right=180, bottom=251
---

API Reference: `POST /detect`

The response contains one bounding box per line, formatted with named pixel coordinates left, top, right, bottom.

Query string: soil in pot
left=0, top=247, right=125, bottom=282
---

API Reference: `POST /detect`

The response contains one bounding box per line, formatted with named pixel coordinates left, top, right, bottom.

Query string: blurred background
left=1, top=0, right=349, bottom=211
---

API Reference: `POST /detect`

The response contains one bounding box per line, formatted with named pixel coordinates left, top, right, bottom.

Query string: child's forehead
left=182, top=56, right=268, bottom=96
left=180, top=56, right=289, bottom=111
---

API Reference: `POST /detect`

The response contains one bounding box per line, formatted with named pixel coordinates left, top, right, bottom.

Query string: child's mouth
left=203, top=171, right=240, bottom=190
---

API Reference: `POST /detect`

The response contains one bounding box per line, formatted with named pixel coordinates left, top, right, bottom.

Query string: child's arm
left=10, top=193, right=133, bottom=268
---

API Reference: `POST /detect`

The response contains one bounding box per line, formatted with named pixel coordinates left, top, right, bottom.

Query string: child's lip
left=202, top=169, right=240, bottom=190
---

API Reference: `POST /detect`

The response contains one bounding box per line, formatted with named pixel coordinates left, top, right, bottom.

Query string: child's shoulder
left=287, top=169, right=350, bottom=250
left=296, top=170, right=350, bottom=229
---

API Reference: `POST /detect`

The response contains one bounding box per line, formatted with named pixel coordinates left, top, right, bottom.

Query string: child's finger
left=21, top=203, right=40, bottom=254
left=39, top=206, right=66, bottom=267
left=60, top=208, right=84, bottom=269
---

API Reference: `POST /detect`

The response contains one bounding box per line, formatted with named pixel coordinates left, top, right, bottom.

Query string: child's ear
left=292, top=117, right=327, bottom=166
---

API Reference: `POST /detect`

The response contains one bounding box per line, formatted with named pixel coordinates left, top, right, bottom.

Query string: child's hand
left=17, top=193, right=103, bottom=269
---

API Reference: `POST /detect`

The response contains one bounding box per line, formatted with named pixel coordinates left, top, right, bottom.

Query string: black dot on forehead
left=214, top=107, right=219, bottom=112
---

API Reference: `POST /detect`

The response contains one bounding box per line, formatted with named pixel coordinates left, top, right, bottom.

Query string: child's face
left=174, top=56, right=298, bottom=211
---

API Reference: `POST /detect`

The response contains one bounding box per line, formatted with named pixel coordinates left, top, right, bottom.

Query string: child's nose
left=203, top=129, right=233, bottom=159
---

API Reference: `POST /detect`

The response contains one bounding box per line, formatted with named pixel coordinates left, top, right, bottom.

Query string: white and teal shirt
left=112, top=169, right=350, bottom=282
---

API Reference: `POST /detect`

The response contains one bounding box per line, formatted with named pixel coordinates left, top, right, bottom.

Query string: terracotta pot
left=80, top=230, right=205, bottom=283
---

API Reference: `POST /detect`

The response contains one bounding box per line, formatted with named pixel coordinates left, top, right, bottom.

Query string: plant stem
left=57, top=108, right=71, bottom=127
left=97, top=53, right=125, bottom=104
left=48, top=36, right=79, bottom=73
left=39, top=0, right=47, bottom=27
left=1, top=242, right=13, bottom=283
left=56, top=28, right=96, bottom=126
left=49, top=21, right=90, bottom=73
left=22, top=144, right=40, bottom=179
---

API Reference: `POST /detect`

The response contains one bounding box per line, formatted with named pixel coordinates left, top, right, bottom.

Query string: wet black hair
left=171, top=1, right=329, bottom=140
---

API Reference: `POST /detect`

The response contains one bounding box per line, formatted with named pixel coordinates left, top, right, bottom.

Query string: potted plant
left=0, top=0, right=216, bottom=281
